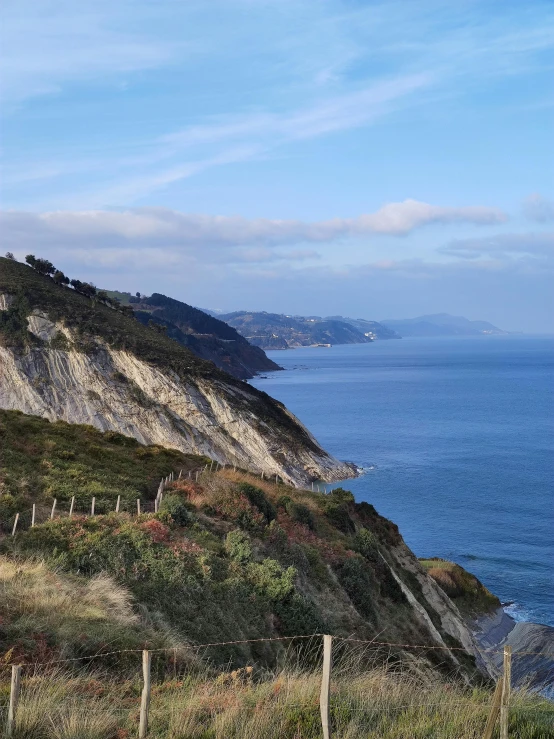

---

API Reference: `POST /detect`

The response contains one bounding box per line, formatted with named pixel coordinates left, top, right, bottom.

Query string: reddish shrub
left=139, top=519, right=171, bottom=544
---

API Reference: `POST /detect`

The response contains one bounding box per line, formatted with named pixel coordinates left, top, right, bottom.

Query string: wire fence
left=1, top=634, right=553, bottom=739
left=1, top=467, right=553, bottom=736
left=0, top=463, right=317, bottom=535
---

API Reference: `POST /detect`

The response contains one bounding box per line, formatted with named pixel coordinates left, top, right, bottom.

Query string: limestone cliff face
left=0, top=304, right=354, bottom=487
left=387, top=543, right=494, bottom=677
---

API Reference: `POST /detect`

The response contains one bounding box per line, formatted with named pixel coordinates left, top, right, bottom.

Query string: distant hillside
left=217, top=311, right=398, bottom=349
left=325, top=316, right=401, bottom=340
left=107, top=291, right=280, bottom=379
left=381, top=313, right=507, bottom=338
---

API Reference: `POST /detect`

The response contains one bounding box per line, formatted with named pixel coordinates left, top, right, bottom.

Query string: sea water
left=251, top=336, right=554, bottom=626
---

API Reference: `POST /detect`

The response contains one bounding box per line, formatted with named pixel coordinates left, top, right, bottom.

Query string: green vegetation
left=419, top=558, right=501, bottom=615
left=1, top=460, right=463, bottom=671
left=0, top=409, right=205, bottom=530
left=0, top=410, right=551, bottom=736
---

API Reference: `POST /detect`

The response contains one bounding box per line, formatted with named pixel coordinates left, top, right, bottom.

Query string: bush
left=160, top=493, right=192, bottom=526
left=334, top=556, right=378, bottom=621
left=225, top=530, right=252, bottom=563
left=285, top=501, right=315, bottom=530
left=353, top=528, right=379, bottom=561
left=237, top=483, right=276, bottom=523
left=247, top=558, right=296, bottom=602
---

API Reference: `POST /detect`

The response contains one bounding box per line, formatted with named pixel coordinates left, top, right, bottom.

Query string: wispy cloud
left=438, top=231, right=554, bottom=262
left=0, top=200, right=507, bottom=264
left=1, top=0, right=177, bottom=106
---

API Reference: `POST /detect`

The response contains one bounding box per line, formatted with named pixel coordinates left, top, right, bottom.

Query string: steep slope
left=0, top=258, right=354, bottom=485
left=128, top=292, right=281, bottom=379
left=0, top=427, right=487, bottom=681
left=219, top=311, right=373, bottom=349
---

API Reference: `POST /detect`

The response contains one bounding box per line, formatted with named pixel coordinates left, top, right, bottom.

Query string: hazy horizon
left=1, top=1, right=553, bottom=332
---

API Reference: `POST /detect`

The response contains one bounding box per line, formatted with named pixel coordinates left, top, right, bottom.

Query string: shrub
left=334, top=555, right=378, bottom=621
left=353, top=528, right=379, bottom=561
left=237, top=483, right=276, bottom=523
left=328, top=488, right=355, bottom=504
left=247, top=558, right=296, bottom=602
left=285, top=501, right=315, bottom=530
left=225, top=530, right=252, bottom=564
left=160, top=493, right=192, bottom=526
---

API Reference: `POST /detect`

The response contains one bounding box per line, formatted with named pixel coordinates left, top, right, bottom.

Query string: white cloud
left=0, top=201, right=507, bottom=263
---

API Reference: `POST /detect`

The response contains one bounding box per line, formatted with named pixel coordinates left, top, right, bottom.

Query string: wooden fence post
left=500, top=645, right=512, bottom=739
left=50, top=499, right=57, bottom=519
left=69, top=496, right=75, bottom=518
left=11, top=513, right=19, bottom=537
left=320, top=635, right=333, bottom=739
left=7, top=664, right=22, bottom=737
left=31, top=503, right=36, bottom=527
left=138, top=650, right=152, bottom=739
left=482, top=678, right=503, bottom=739
left=90, top=497, right=95, bottom=516
left=115, top=495, right=121, bottom=513
left=137, top=499, right=141, bottom=516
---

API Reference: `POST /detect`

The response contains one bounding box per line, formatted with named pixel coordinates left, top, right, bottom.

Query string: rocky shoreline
left=471, top=607, right=554, bottom=697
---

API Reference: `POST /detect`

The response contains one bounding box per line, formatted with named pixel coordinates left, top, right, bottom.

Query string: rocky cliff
left=0, top=258, right=354, bottom=486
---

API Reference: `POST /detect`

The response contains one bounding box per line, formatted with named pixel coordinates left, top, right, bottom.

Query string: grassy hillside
left=0, top=559, right=551, bottom=738
left=420, top=558, right=501, bottom=616
left=1, top=411, right=552, bottom=736
left=0, top=409, right=207, bottom=530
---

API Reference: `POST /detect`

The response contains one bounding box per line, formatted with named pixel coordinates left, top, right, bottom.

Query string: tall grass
left=2, top=656, right=553, bottom=738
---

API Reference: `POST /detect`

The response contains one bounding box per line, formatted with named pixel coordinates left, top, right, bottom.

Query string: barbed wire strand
left=1, top=634, right=553, bottom=670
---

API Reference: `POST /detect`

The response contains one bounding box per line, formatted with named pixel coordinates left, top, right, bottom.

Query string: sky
left=1, top=0, right=553, bottom=332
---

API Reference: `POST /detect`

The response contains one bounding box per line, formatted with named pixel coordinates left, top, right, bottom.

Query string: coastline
left=471, top=607, right=554, bottom=697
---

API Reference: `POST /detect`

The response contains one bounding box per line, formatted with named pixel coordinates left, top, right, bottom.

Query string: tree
left=53, top=270, right=70, bottom=285
left=148, top=319, right=167, bottom=333
left=25, top=254, right=56, bottom=276
left=135, top=292, right=141, bottom=299
left=5, top=252, right=15, bottom=260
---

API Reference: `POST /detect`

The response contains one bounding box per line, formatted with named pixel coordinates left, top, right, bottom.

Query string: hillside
left=0, top=408, right=487, bottom=674
left=0, top=257, right=353, bottom=485
left=109, top=290, right=281, bottom=379
left=325, top=315, right=401, bottom=340
left=1, top=419, right=552, bottom=736
left=381, top=313, right=507, bottom=337
left=217, top=311, right=379, bottom=350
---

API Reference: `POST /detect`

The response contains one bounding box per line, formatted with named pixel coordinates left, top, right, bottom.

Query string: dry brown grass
left=2, top=660, right=552, bottom=739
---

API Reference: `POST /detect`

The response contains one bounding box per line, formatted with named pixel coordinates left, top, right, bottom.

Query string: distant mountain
left=217, top=311, right=398, bottom=349
left=107, top=291, right=281, bottom=379
left=325, top=316, right=401, bottom=340
left=380, top=313, right=507, bottom=337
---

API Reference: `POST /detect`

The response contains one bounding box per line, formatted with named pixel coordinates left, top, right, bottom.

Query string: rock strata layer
left=0, top=305, right=355, bottom=487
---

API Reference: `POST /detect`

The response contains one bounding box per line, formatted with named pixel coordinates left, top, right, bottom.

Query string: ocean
left=251, top=335, right=554, bottom=627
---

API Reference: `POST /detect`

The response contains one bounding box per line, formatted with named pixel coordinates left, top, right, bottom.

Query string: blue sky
left=1, top=0, right=553, bottom=331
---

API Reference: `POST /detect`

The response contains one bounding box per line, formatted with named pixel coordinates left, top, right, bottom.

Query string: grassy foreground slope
left=0, top=413, right=552, bottom=736
left=0, top=560, right=551, bottom=737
